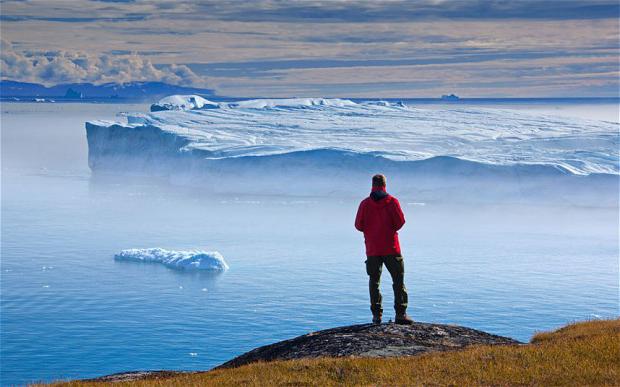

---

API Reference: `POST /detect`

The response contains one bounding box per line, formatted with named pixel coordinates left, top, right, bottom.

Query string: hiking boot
left=395, top=313, right=413, bottom=325
left=371, top=306, right=383, bottom=325
left=372, top=313, right=382, bottom=324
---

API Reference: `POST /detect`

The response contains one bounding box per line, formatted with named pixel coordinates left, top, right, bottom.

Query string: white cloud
left=0, top=40, right=206, bottom=86
left=1, top=1, right=617, bottom=96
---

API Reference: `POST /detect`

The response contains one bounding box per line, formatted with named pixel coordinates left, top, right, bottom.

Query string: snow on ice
left=115, top=248, right=229, bottom=271
left=89, top=97, right=618, bottom=176
left=150, top=95, right=219, bottom=111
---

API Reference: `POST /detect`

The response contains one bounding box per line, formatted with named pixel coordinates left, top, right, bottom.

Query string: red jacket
left=355, top=187, right=406, bottom=256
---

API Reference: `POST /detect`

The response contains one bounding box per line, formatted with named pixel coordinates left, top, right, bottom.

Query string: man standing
left=355, top=174, right=413, bottom=325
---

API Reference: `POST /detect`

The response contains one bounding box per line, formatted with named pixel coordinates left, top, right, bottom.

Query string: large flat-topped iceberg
left=86, top=96, right=618, bottom=203
left=89, top=97, right=618, bottom=175
left=115, top=248, right=229, bottom=271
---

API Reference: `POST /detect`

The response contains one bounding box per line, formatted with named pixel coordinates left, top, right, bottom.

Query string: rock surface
left=217, top=322, right=521, bottom=369
left=84, top=322, right=520, bottom=382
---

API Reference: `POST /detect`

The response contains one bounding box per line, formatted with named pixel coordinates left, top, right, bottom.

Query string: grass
left=47, top=319, right=619, bottom=386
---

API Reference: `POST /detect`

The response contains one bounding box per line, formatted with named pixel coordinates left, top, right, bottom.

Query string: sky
left=1, top=0, right=619, bottom=97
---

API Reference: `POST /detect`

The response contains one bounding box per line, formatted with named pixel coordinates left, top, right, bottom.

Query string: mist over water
left=1, top=102, right=618, bottom=385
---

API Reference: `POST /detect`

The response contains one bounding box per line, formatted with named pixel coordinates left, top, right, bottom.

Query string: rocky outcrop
left=217, top=322, right=521, bottom=369
left=84, top=322, right=520, bottom=382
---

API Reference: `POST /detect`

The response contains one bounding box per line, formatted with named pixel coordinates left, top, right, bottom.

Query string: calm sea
left=1, top=101, right=618, bottom=385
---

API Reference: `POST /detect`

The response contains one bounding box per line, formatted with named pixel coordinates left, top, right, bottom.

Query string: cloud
left=188, top=45, right=618, bottom=78
left=186, top=0, right=619, bottom=22
left=0, top=40, right=206, bottom=86
left=0, top=14, right=148, bottom=23
left=1, top=0, right=618, bottom=26
left=0, top=1, right=617, bottom=96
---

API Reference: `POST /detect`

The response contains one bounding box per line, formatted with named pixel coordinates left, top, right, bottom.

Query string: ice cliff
left=86, top=97, right=619, bottom=203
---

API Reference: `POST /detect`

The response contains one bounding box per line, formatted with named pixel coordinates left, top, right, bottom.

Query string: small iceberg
left=115, top=248, right=229, bottom=271
left=150, top=95, right=219, bottom=112
left=441, top=94, right=459, bottom=101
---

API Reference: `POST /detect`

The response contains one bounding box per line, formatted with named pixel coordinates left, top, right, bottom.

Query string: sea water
left=1, top=102, right=618, bottom=385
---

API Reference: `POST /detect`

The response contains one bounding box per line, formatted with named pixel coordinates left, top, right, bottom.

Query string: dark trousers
left=365, top=255, right=408, bottom=315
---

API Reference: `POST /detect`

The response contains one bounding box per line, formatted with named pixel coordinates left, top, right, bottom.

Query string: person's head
left=372, top=174, right=386, bottom=188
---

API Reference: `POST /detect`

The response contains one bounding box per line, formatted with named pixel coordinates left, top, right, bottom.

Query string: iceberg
left=86, top=96, right=619, bottom=204
left=115, top=248, right=229, bottom=271
left=228, top=98, right=357, bottom=109
left=150, top=95, right=219, bottom=112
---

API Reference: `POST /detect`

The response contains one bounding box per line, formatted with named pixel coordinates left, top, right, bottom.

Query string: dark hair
left=372, top=174, right=386, bottom=187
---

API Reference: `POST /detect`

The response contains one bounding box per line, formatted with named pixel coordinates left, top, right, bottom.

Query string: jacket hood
left=370, top=186, right=390, bottom=203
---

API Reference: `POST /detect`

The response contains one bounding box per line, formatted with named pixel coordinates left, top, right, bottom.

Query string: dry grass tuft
left=45, top=319, right=620, bottom=387
left=531, top=318, right=620, bottom=344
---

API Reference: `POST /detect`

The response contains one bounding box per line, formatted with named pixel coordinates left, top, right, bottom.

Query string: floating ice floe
left=115, top=248, right=229, bottom=271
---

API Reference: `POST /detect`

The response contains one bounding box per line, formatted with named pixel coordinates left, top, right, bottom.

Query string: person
left=355, top=174, right=413, bottom=325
